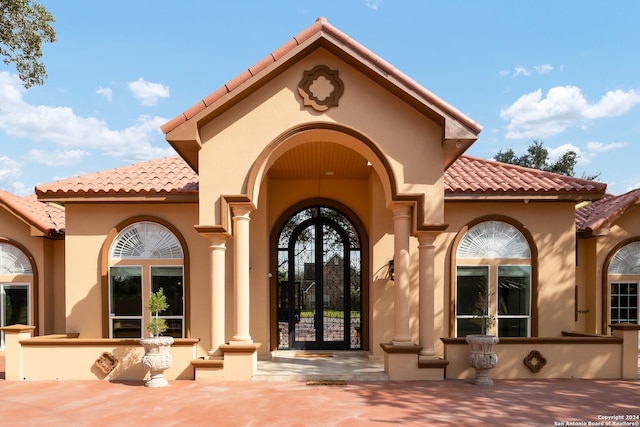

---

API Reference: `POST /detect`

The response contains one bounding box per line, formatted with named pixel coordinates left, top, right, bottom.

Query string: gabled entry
left=275, top=205, right=363, bottom=350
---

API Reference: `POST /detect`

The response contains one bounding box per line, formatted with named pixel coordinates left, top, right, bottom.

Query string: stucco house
left=1, top=18, right=638, bottom=382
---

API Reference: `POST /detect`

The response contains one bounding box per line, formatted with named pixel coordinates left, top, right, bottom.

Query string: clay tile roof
left=35, top=156, right=198, bottom=199
left=0, top=190, right=65, bottom=236
left=446, top=155, right=607, bottom=200
left=576, top=189, right=640, bottom=237
left=34, top=154, right=605, bottom=203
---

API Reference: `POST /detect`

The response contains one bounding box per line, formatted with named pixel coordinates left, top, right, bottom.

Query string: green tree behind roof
left=494, top=140, right=600, bottom=181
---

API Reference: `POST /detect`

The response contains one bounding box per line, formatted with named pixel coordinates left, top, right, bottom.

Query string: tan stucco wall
left=42, top=238, right=66, bottom=334
left=0, top=208, right=64, bottom=336
left=63, top=202, right=213, bottom=356
left=444, top=340, right=623, bottom=379
left=440, top=201, right=578, bottom=341
left=197, top=48, right=444, bottom=229
left=576, top=237, right=597, bottom=332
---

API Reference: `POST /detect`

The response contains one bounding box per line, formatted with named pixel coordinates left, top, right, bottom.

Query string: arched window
left=607, top=242, right=640, bottom=332
left=0, top=242, right=33, bottom=347
left=455, top=221, right=532, bottom=337
left=108, top=221, right=184, bottom=338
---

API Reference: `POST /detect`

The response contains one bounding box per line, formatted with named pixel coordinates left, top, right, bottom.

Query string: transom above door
left=275, top=206, right=362, bottom=350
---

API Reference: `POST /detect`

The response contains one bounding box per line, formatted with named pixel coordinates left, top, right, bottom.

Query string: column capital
left=230, top=203, right=253, bottom=218
left=390, top=202, right=412, bottom=218
left=416, top=231, right=441, bottom=247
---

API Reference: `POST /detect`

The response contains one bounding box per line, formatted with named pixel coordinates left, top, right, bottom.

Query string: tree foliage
left=494, top=140, right=600, bottom=180
left=0, top=0, right=56, bottom=88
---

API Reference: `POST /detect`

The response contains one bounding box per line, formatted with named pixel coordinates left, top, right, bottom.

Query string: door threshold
left=269, top=350, right=370, bottom=360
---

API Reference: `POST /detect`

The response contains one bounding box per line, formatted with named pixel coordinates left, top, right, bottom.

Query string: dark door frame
left=270, top=199, right=369, bottom=351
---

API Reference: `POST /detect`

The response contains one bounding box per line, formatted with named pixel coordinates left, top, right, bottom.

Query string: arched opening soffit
left=246, top=122, right=399, bottom=207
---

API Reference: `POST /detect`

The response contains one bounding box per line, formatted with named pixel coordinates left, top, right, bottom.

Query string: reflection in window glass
left=110, top=266, right=142, bottom=338
left=456, top=266, right=488, bottom=336
left=151, top=266, right=184, bottom=338
left=110, top=267, right=142, bottom=316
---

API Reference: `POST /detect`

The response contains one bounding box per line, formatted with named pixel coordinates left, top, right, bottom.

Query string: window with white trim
left=607, top=242, right=640, bottom=333
left=108, top=222, right=184, bottom=338
left=0, top=243, right=32, bottom=347
left=455, top=221, right=531, bottom=337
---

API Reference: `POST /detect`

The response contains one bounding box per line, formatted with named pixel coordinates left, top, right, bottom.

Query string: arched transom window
left=455, top=221, right=532, bottom=337
left=0, top=242, right=33, bottom=347
left=0, top=243, right=33, bottom=274
left=108, top=221, right=185, bottom=338
left=607, top=242, right=640, bottom=331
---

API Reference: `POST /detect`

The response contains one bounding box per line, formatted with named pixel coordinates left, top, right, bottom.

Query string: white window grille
left=110, top=221, right=183, bottom=259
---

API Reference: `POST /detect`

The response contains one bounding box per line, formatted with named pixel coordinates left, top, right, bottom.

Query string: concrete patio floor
left=1, top=377, right=639, bottom=426
left=1, top=353, right=639, bottom=426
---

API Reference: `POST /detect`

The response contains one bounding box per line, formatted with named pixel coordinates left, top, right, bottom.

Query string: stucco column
left=205, top=234, right=227, bottom=357
left=231, top=204, right=253, bottom=344
left=392, top=203, right=413, bottom=345
left=417, top=232, right=439, bottom=358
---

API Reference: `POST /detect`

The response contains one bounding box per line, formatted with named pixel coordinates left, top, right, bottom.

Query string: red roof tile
left=35, top=156, right=198, bottom=199
left=576, top=189, right=640, bottom=236
left=0, top=190, right=65, bottom=236
left=445, top=156, right=606, bottom=199
left=34, top=154, right=605, bottom=203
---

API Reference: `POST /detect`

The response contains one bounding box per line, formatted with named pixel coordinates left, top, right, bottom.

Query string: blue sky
left=1, top=0, right=639, bottom=196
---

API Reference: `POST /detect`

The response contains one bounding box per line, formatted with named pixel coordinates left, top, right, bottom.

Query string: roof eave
left=36, top=193, right=200, bottom=204
left=445, top=191, right=606, bottom=202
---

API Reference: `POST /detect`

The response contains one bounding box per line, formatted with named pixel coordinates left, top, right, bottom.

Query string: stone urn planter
left=140, top=288, right=173, bottom=387
left=140, top=336, right=174, bottom=387
left=465, top=334, right=499, bottom=386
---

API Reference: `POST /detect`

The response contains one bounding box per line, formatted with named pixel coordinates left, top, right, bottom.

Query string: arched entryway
left=272, top=203, right=367, bottom=351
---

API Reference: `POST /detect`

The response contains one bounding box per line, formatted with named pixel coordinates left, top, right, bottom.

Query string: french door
left=276, top=206, right=362, bottom=350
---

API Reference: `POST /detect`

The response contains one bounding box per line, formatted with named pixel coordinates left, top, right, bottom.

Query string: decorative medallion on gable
left=298, top=65, right=344, bottom=112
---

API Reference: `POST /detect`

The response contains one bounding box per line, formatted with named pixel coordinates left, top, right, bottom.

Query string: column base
left=219, top=343, right=261, bottom=380
left=380, top=343, right=448, bottom=381
left=230, top=335, right=253, bottom=345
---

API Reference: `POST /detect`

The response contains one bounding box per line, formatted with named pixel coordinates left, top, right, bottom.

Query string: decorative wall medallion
left=95, top=352, right=119, bottom=375
left=523, top=350, right=547, bottom=373
left=298, top=65, right=344, bottom=112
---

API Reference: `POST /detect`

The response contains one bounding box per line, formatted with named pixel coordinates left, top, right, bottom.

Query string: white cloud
left=10, top=182, right=31, bottom=197
left=26, top=149, right=89, bottom=166
left=0, top=156, right=29, bottom=195
left=97, top=86, right=113, bottom=101
left=577, top=141, right=627, bottom=165
left=534, top=64, right=553, bottom=74
left=0, top=156, right=23, bottom=182
left=513, top=66, right=531, bottom=77
left=587, top=141, right=626, bottom=153
left=626, top=183, right=640, bottom=192
left=365, top=0, right=382, bottom=10
left=127, top=77, right=170, bottom=106
left=0, top=71, right=174, bottom=165
left=500, top=64, right=553, bottom=78
left=583, top=89, right=640, bottom=118
left=500, top=86, right=640, bottom=139
left=543, top=141, right=626, bottom=168
left=547, top=143, right=581, bottom=161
